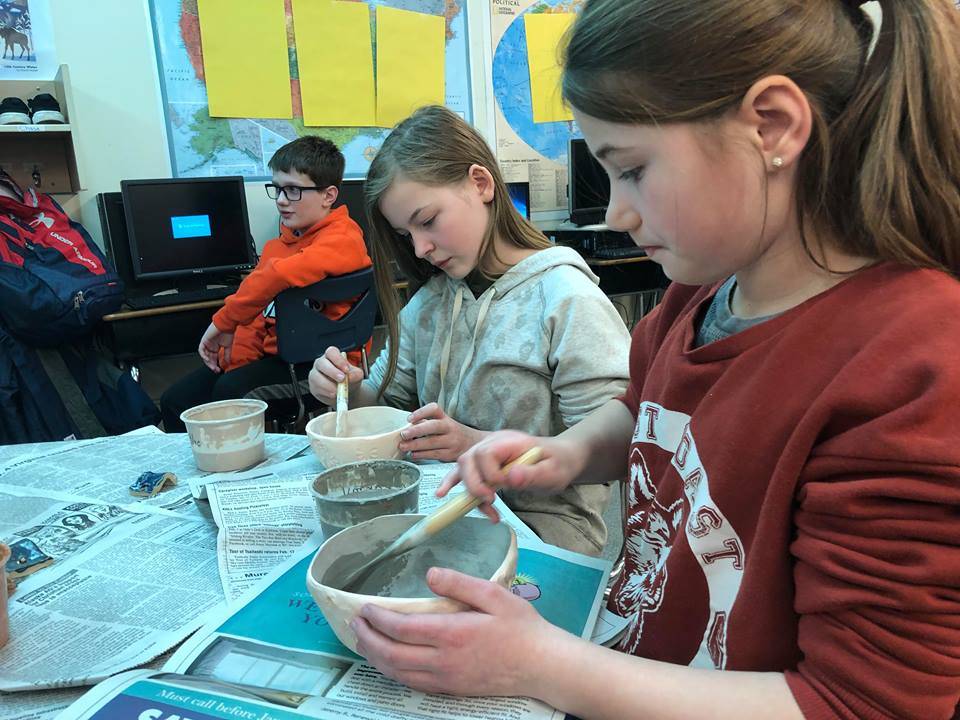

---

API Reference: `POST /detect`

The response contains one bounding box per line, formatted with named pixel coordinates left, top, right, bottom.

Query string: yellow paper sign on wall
left=524, top=13, right=575, bottom=124
left=294, top=0, right=376, bottom=127
left=198, top=0, right=292, bottom=119
left=376, top=6, right=445, bottom=128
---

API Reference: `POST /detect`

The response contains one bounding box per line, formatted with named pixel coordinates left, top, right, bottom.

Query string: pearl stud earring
left=771, top=156, right=784, bottom=169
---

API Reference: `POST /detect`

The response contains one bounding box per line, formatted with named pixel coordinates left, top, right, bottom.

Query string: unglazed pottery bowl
left=180, top=398, right=268, bottom=472
left=310, top=460, right=421, bottom=538
left=306, top=514, right=517, bottom=654
left=305, top=406, right=411, bottom=469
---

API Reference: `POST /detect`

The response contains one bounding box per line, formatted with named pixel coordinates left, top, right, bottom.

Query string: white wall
left=48, top=0, right=495, bottom=252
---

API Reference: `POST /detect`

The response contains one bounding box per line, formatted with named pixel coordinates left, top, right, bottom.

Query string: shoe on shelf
left=28, top=93, right=64, bottom=124
left=0, top=97, right=30, bottom=125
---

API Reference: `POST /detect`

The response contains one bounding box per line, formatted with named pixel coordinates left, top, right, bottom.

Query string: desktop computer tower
left=97, top=192, right=174, bottom=302
left=96, top=191, right=136, bottom=289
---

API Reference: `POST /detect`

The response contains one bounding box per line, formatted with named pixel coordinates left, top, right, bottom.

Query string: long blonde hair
left=563, top=0, right=960, bottom=276
left=364, top=105, right=551, bottom=397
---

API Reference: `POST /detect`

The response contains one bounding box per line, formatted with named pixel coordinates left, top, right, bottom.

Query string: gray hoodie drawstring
left=437, top=284, right=496, bottom=416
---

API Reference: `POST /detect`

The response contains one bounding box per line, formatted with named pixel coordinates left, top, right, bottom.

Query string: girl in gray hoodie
left=308, top=105, right=631, bottom=556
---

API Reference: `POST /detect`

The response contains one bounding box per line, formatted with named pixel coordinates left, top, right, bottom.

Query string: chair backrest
left=274, top=267, right=377, bottom=366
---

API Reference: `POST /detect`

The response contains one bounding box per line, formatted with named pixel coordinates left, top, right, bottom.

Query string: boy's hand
left=309, top=346, right=364, bottom=405
left=398, top=403, right=485, bottom=462
left=198, top=322, right=234, bottom=372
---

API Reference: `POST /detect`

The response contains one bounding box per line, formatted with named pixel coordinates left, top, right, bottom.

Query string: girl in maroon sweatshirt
left=347, top=1, right=960, bottom=719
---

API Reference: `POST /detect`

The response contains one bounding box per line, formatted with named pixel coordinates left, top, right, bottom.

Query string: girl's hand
left=352, top=567, right=565, bottom=697
left=198, top=322, right=233, bottom=372
left=308, top=346, right=364, bottom=405
left=437, top=431, right=582, bottom=522
left=398, top=403, right=485, bottom=462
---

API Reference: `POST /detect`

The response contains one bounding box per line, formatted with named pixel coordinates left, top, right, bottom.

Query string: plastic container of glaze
left=310, top=459, right=421, bottom=538
left=180, top=398, right=268, bottom=472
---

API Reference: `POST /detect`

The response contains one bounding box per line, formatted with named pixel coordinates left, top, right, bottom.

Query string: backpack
left=0, top=324, right=160, bottom=444
left=0, top=171, right=123, bottom=347
left=0, top=322, right=77, bottom=443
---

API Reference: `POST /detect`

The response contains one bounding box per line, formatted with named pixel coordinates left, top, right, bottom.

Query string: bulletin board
left=147, top=0, right=474, bottom=180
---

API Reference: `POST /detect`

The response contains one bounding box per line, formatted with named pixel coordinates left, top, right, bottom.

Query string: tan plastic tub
left=180, top=398, right=268, bottom=472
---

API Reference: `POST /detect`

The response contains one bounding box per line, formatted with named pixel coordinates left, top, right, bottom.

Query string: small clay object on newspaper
left=6, top=537, right=54, bottom=582
left=129, top=471, right=178, bottom=498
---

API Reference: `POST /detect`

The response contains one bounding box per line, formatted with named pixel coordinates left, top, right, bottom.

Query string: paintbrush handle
left=340, top=446, right=544, bottom=591
left=334, top=379, right=349, bottom=437
left=417, top=445, right=545, bottom=539
left=421, top=492, right=483, bottom=536
left=501, top=446, right=544, bottom=473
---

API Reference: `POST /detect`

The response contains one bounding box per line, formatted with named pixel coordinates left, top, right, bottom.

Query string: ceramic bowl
left=310, top=460, right=421, bottom=538
left=305, top=406, right=411, bottom=469
left=306, top=514, right=517, bottom=654
left=180, top=398, right=268, bottom=472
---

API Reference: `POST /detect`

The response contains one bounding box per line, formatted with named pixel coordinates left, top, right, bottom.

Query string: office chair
left=272, top=267, right=377, bottom=433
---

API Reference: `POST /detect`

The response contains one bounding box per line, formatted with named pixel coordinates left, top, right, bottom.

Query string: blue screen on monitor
left=170, top=214, right=212, bottom=239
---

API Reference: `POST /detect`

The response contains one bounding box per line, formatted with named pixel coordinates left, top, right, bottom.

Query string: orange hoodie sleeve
left=212, top=213, right=371, bottom=333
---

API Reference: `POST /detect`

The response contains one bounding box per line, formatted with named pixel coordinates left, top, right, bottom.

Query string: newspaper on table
left=0, top=429, right=309, bottom=522
left=0, top=686, right=86, bottom=720
left=0, top=428, right=308, bottom=692
left=205, top=461, right=543, bottom=604
left=59, top=534, right=611, bottom=720
left=0, top=650, right=176, bottom=720
left=206, top=454, right=322, bottom=603
left=0, top=491, right=226, bottom=692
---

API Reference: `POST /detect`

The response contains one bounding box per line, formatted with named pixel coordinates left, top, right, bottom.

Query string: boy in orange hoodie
left=160, top=136, right=372, bottom=432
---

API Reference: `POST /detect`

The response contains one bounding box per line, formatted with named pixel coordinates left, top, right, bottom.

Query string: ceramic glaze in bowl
left=305, top=406, right=411, bottom=469
left=180, top=398, right=267, bottom=472
left=306, top=514, right=517, bottom=654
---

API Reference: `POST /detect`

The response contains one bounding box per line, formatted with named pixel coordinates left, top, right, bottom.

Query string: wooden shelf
left=0, top=65, right=82, bottom=193
left=0, top=123, right=72, bottom=133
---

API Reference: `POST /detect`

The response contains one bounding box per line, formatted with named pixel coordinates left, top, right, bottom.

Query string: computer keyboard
left=125, top=286, right=235, bottom=310
left=589, top=245, right=648, bottom=259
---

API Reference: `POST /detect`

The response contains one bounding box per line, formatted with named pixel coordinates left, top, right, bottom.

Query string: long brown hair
left=364, top=105, right=550, bottom=397
left=562, top=0, right=960, bottom=276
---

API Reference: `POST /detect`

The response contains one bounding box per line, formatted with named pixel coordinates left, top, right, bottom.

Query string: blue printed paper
left=91, top=680, right=305, bottom=720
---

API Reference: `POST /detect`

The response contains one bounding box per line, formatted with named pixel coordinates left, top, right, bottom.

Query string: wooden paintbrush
left=340, top=446, right=544, bottom=592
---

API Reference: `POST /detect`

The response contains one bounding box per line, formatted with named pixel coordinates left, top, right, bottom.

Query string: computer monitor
left=568, top=138, right=610, bottom=227
left=120, top=176, right=256, bottom=282
left=332, top=179, right=370, bottom=242
left=506, top=181, right=531, bottom=219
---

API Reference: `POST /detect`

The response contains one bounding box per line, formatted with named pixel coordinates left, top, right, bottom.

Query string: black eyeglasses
left=264, top=184, right=322, bottom=201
